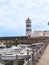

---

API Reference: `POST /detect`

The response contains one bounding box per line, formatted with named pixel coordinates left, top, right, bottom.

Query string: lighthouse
left=26, top=18, right=32, bottom=37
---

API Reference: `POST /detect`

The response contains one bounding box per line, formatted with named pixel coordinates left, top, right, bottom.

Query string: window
left=26, top=25, right=31, bottom=27
left=26, top=29, right=31, bottom=31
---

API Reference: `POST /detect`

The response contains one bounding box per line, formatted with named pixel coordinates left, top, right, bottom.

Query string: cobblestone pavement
left=36, top=44, right=49, bottom=65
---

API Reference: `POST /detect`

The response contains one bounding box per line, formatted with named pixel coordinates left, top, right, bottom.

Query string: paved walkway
left=36, top=44, right=49, bottom=65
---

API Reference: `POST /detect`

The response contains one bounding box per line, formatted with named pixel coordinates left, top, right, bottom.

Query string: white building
left=31, top=30, right=49, bottom=37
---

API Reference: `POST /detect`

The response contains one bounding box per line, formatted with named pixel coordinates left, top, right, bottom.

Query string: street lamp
left=48, top=22, right=49, bottom=25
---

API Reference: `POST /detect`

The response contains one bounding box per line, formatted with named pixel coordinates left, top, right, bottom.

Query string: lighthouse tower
left=26, top=18, right=32, bottom=36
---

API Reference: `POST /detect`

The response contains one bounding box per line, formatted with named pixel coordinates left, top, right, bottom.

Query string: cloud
left=0, top=0, right=49, bottom=36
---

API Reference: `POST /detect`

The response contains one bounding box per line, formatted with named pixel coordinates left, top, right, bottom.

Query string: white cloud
left=0, top=0, right=49, bottom=36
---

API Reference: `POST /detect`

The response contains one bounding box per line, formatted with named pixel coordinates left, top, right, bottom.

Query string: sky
left=0, top=0, right=49, bottom=36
